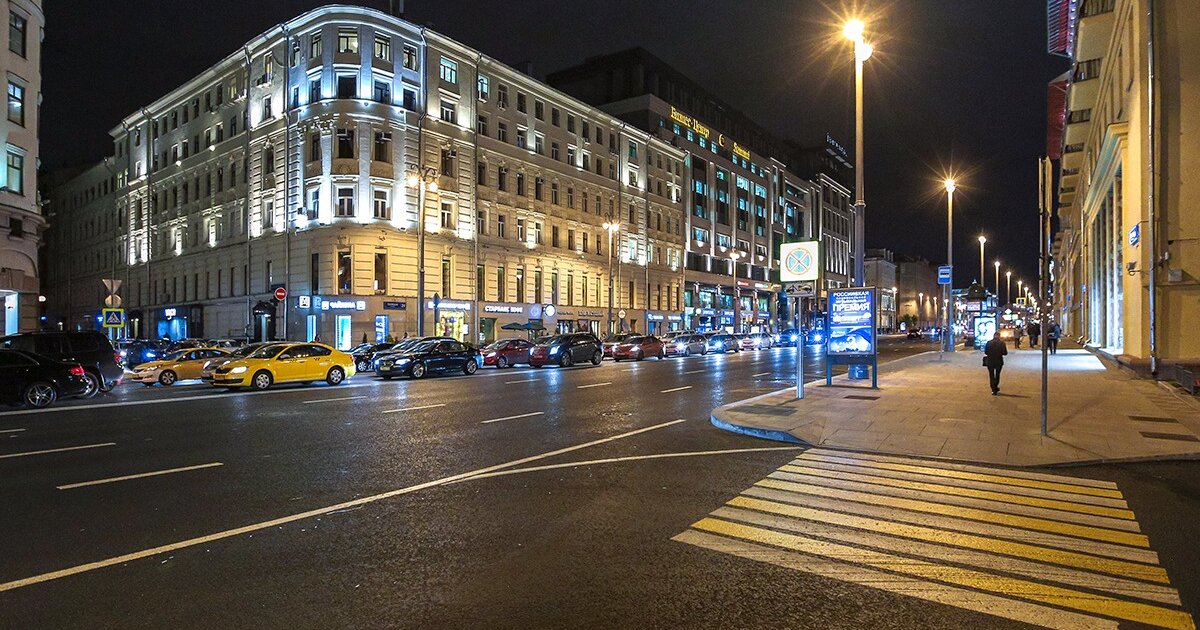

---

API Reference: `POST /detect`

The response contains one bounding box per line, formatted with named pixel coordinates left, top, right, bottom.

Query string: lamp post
left=603, top=221, right=619, bottom=334
left=729, top=250, right=745, bottom=333
left=977, top=235, right=987, bottom=290
left=1006, top=270, right=1012, bottom=306
left=943, top=178, right=956, bottom=352
left=407, top=166, right=439, bottom=336
left=918, top=292, right=924, bottom=327
left=993, top=260, right=1001, bottom=319
left=844, top=19, right=872, bottom=287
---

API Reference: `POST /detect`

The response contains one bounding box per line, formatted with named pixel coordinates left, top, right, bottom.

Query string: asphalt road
left=2, top=335, right=1197, bottom=629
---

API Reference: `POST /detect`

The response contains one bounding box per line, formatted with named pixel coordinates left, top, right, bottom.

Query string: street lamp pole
left=977, top=235, right=986, bottom=290
left=844, top=20, right=872, bottom=287
left=944, top=179, right=956, bottom=353
left=603, top=222, right=619, bottom=334
left=1006, top=270, right=1012, bottom=306
left=408, top=167, right=438, bottom=337
left=730, top=250, right=744, bottom=333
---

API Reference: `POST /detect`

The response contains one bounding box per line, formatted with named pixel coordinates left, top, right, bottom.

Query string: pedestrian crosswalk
left=674, top=449, right=1195, bottom=630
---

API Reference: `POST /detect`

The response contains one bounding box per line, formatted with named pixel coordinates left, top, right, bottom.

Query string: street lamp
left=1005, top=270, right=1012, bottom=306
left=603, top=221, right=620, bottom=334
left=729, top=250, right=745, bottom=333
left=918, top=292, right=924, bottom=327
left=407, top=165, right=439, bottom=336
left=943, top=178, right=956, bottom=352
left=977, top=235, right=987, bottom=290
left=844, top=19, right=873, bottom=287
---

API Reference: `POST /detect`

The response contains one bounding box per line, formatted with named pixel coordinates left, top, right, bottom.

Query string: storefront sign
left=297, top=295, right=311, bottom=309
left=374, top=315, right=389, bottom=343
left=484, top=304, right=525, bottom=314
left=163, top=307, right=178, bottom=318
left=556, top=308, right=604, bottom=318
left=731, top=141, right=750, bottom=161
left=697, top=308, right=716, bottom=317
left=383, top=301, right=407, bottom=310
left=1129, top=224, right=1140, bottom=247
left=669, top=106, right=711, bottom=140
left=827, top=288, right=876, bottom=355
left=647, top=313, right=665, bottom=322
left=667, top=315, right=682, bottom=322
left=322, top=299, right=367, bottom=311
left=427, top=300, right=471, bottom=311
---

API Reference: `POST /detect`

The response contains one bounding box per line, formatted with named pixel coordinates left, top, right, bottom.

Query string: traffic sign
left=784, top=282, right=815, bottom=298
left=102, top=308, right=125, bottom=328
left=937, top=265, right=953, bottom=285
left=618, top=309, right=626, bottom=319
left=273, top=286, right=288, bottom=301
left=104, top=294, right=122, bottom=307
left=780, top=241, right=820, bottom=282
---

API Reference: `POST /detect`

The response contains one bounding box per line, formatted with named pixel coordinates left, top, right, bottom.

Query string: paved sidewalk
left=712, top=345, right=1200, bottom=466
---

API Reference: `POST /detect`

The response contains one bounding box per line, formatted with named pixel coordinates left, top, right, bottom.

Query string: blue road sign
left=937, top=265, right=953, bottom=285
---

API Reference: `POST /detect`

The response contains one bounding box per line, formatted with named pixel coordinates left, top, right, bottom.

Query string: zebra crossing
left=674, top=448, right=1195, bottom=630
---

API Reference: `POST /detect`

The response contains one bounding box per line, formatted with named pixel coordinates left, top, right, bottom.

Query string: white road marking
left=0, top=419, right=686, bottom=593
left=381, top=403, right=446, bottom=414
left=302, top=395, right=366, bottom=405
left=57, top=462, right=224, bottom=490
left=661, top=386, right=693, bottom=393
left=481, top=411, right=545, bottom=424
left=0, top=382, right=376, bottom=416
left=752, top=372, right=772, bottom=377
left=504, top=378, right=538, bottom=384
left=0, top=428, right=25, bottom=434
left=683, top=369, right=706, bottom=375
left=576, top=382, right=611, bottom=389
left=0, top=442, right=116, bottom=460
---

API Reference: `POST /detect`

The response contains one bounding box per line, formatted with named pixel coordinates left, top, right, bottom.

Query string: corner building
left=69, top=5, right=685, bottom=347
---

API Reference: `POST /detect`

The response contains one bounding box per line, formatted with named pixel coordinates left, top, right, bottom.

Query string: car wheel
left=560, top=353, right=573, bottom=368
left=23, top=381, right=56, bottom=409
left=158, top=370, right=177, bottom=386
left=613, top=356, right=621, bottom=362
left=591, top=351, right=602, bottom=366
left=464, top=360, right=477, bottom=375
left=251, top=370, right=273, bottom=391
left=411, top=362, right=426, bottom=379
left=356, top=359, right=370, bottom=372
left=497, top=356, right=508, bottom=369
left=99, top=380, right=114, bottom=393
left=658, top=349, right=666, bottom=360
left=326, top=366, right=346, bottom=386
left=76, top=372, right=100, bottom=399
left=635, top=350, right=643, bottom=361
left=683, top=347, right=691, bottom=357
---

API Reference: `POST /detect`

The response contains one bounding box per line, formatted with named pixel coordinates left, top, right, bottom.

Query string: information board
left=826, top=287, right=876, bottom=356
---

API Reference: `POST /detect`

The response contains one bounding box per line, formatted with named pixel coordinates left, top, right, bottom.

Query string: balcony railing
left=1080, top=0, right=1116, bottom=18
left=1064, top=143, right=1085, bottom=154
left=1067, top=109, right=1092, bottom=124
left=1073, top=58, right=1102, bottom=82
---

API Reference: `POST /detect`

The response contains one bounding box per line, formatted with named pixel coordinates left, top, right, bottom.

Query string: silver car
left=705, top=333, right=741, bottom=353
left=665, top=334, right=707, bottom=357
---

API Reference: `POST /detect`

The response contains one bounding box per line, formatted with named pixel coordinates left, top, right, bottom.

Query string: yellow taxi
left=210, top=342, right=355, bottom=390
left=131, top=347, right=231, bottom=387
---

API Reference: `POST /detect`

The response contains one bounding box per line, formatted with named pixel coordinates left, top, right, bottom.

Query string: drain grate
left=738, top=404, right=797, bottom=417
left=845, top=395, right=880, bottom=401
left=1139, top=431, right=1200, bottom=442
left=1130, top=415, right=1179, bottom=423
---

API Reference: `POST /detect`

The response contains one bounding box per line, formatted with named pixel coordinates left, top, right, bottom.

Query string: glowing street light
left=1006, top=270, right=1012, bottom=306
left=943, top=178, right=956, bottom=353
left=977, top=235, right=987, bottom=291
left=603, top=221, right=620, bottom=333
left=844, top=18, right=873, bottom=287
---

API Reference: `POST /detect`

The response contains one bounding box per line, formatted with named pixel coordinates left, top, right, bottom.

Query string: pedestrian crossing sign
left=102, top=308, right=125, bottom=328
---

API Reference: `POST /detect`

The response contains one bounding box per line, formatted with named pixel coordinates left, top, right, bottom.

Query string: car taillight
left=114, top=352, right=122, bottom=364
left=69, top=365, right=85, bottom=377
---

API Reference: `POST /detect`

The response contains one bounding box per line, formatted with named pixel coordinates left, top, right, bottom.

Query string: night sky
left=42, top=1, right=1067, bottom=289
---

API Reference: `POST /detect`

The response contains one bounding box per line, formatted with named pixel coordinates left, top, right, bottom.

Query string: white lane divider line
left=576, top=382, right=612, bottom=389
left=661, top=386, right=693, bottom=394
left=0, top=382, right=375, bottom=416
left=0, top=442, right=116, bottom=460
left=302, top=395, right=366, bottom=405
left=0, top=419, right=686, bottom=594
left=481, top=411, right=545, bottom=425
left=753, top=372, right=772, bottom=377
left=382, top=403, right=446, bottom=414
left=683, top=369, right=706, bottom=375
left=505, top=378, right=538, bottom=384
left=57, top=462, right=224, bottom=490
left=0, top=428, right=26, bottom=434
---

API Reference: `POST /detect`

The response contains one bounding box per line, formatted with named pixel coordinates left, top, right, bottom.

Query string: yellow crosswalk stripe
left=796, top=452, right=1128, bottom=502
left=692, top=518, right=1195, bottom=630
left=798, top=451, right=1125, bottom=498
left=755, top=477, right=1147, bottom=544
left=725, top=496, right=1169, bottom=584
left=776, top=466, right=1136, bottom=520
left=803, top=448, right=1120, bottom=489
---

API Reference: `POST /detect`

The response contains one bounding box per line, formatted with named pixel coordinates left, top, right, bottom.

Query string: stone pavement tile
left=920, top=423, right=980, bottom=440
left=819, top=429, right=889, bottom=450
left=937, top=438, right=1011, bottom=462
left=878, top=434, right=948, bottom=457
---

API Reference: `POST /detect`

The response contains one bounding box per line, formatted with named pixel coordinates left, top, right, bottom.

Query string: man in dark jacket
left=984, top=332, right=1008, bottom=395
left=1028, top=321, right=1041, bottom=348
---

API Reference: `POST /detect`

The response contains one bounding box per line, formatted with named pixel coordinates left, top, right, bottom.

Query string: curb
left=709, top=415, right=806, bottom=444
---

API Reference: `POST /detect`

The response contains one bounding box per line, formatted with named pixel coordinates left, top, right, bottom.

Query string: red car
left=482, top=338, right=534, bottom=368
left=612, top=335, right=666, bottom=361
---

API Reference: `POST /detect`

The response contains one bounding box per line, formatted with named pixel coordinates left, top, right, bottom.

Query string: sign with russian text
left=826, top=287, right=876, bottom=356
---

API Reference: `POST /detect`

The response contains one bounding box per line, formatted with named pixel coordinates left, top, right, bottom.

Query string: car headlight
left=549, top=346, right=561, bottom=355
left=486, top=352, right=496, bottom=358
left=229, top=366, right=248, bottom=374
left=398, top=358, right=411, bottom=365
left=790, top=334, right=798, bottom=341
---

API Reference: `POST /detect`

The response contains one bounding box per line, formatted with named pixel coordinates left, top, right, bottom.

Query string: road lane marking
left=0, top=428, right=25, bottom=433
left=57, top=462, right=224, bottom=490
left=450, top=446, right=803, bottom=483
left=0, top=443, right=116, bottom=460
left=0, top=419, right=685, bottom=593
left=302, top=396, right=366, bottom=405
left=0, top=382, right=376, bottom=416
left=576, top=382, right=611, bottom=389
left=381, top=403, right=446, bottom=414
left=481, top=411, right=544, bottom=424
left=660, top=386, right=692, bottom=393
left=752, top=372, right=772, bottom=377
left=504, top=378, right=538, bottom=384
left=683, top=369, right=705, bottom=375
left=818, top=449, right=1119, bottom=489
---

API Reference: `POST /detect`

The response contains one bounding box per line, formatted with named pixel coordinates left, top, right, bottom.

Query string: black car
left=0, top=349, right=90, bottom=409
left=0, top=331, right=123, bottom=397
left=528, top=333, right=603, bottom=368
left=376, top=339, right=479, bottom=379
left=372, top=336, right=455, bottom=371
left=351, top=342, right=395, bottom=372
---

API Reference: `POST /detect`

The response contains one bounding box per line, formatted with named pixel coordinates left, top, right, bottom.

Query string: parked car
left=211, top=342, right=355, bottom=390
left=118, top=339, right=167, bottom=368
left=351, top=342, right=395, bottom=373
left=376, top=339, right=479, bottom=379
left=372, top=336, right=455, bottom=370
left=705, top=333, right=741, bottom=353
left=0, top=331, right=123, bottom=397
left=905, top=328, right=924, bottom=340
left=529, top=333, right=603, bottom=368
left=741, top=332, right=774, bottom=350
left=131, top=347, right=231, bottom=386
left=665, top=334, right=708, bottom=357
left=0, top=349, right=90, bottom=408
left=601, top=334, right=632, bottom=358
left=200, top=342, right=280, bottom=382
left=482, top=338, right=534, bottom=368
left=776, top=328, right=801, bottom=347
left=612, top=335, right=666, bottom=361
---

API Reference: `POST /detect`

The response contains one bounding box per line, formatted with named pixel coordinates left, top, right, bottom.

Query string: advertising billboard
left=826, top=287, right=876, bottom=355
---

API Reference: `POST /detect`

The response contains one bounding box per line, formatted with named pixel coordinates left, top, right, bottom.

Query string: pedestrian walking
left=1028, top=321, right=1041, bottom=348
left=1047, top=321, right=1061, bottom=355
left=983, top=331, right=1008, bottom=395
left=1013, top=326, right=1023, bottom=349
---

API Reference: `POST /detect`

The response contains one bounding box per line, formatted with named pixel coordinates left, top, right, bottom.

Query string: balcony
left=1068, top=58, right=1102, bottom=110
left=1064, top=109, right=1092, bottom=145
left=1076, top=0, right=1115, bottom=62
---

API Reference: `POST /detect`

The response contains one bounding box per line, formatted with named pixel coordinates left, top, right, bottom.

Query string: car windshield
left=625, top=336, right=645, bottom=344
left=537, top=335, right=566, bottom=346
left=247, top=345, right=286, bottom=360
left=233, top=344, right=266, bottom=357
left=483, top=340, right=508, bottom=350
left=162, top=350, right=188, bottom=361
left=410, top=340, right=440, bottom=353
left=602, top=334, right=628, bottom=343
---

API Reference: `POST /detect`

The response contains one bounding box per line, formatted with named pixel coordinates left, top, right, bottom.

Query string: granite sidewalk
left=711, top=345, right=1200, bottom=467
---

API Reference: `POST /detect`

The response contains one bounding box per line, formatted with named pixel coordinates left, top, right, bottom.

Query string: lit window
left=373, top=34, right=391, bottom=61
left=440, top=202, right=454, bottom=228
left=439, top=57, right=458, bottom=84
left=337, top=27, right=358, bottom=54
left=373, top=189, right=390, bottom=219
left=477, top=74, right=489, bottom=101
left=6, top=82, right=22, bottom=126
left=402, top=45, right=417, bottom=70
left=440, top=99, right=456, bottom=124
left=309, top=31, right=322, bottom=58
left=6, top=150, right=23, bottom=195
